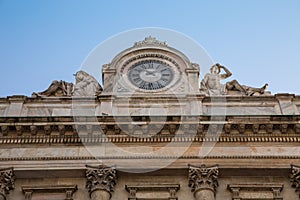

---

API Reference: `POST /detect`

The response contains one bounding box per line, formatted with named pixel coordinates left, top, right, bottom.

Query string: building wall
left=4, top=169, right=299, bottom=199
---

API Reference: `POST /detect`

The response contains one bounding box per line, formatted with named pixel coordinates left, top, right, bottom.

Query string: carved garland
left=86, top=165, right=117, bottom=198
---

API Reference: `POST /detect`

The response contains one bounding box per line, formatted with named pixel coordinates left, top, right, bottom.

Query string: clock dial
left=128, top=61, right=173, bottom=90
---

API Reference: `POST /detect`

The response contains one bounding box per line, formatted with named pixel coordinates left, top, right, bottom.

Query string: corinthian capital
left=188, top=164, right=219, bottom=193
left=86, top=165, right=117, bottom=198
left=0, top=168, right=15, bottom=198
left=290, top=164, right=300, bottom=196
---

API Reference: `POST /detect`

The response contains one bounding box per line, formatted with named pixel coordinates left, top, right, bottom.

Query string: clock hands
left=128, top=61, right=173, bottom=90
left=145, top=68, right=170, bottom=76
left=145, top=70, right=157, bottom=76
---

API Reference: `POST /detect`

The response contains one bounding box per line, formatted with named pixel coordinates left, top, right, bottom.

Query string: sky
left=0, top=0, right=299, bottom=97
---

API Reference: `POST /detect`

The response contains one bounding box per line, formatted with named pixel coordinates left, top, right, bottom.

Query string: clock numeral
left=133, top=77, right=142, bottom=83
left=138, top=81, right=147, bottom=89
left=157, top=82, right=164, bottom=89
left=153, top=82, right=161, bottom=90
left=128, top=61, right=173, bottom=90
left=161, top=78, right=169, bottom=82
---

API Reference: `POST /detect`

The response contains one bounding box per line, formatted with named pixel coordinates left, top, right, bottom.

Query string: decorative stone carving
left=22, top=185, right=77, bottom=200
left=125, top=184, right=180, bottom=200
left=86, top=165, right=117, bottom=199
left=73, top=70, right=103, bottom=96
left=290, top=164, right=300, bottom=197
left=32, top=80, right=74, bottom=97
left=227, top=183, right=283, bottom=200
left=188, top=164, right=219, bottom=200
left=200, top=63, right=268, bottom=96
left=0, top=168, right=15, bottom=200
left=133, top=36, right=167, bottom=47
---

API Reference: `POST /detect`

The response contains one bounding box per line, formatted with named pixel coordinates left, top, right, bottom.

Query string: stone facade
left=0, top=37, right=300, bottom=199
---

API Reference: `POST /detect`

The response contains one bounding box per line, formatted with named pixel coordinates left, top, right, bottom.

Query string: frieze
left=1, top=122, right=299, bottom=137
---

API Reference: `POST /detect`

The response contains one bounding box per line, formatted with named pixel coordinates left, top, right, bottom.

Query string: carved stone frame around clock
left=102, top=37, right=200, bottom=96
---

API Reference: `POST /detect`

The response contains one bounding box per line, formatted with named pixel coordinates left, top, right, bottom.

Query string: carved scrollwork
left=86, top=165, right=117, bottom=197
left=0, top=168, right=15, bottom=198
left=188, top=164, right=219, bottom=193
left=133, top=36, right=167, bottom=47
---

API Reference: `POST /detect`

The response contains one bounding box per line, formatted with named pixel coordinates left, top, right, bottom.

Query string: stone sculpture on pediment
left=200, top=63, right=268, bottom=96
left=32, top=70, right=103, bottom=97
left=32, top=80, right=74, bottom=97
left=72, top=70, right=103, bottom=96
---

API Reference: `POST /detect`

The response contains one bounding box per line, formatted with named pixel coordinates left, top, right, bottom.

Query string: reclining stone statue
left=32, top=80, right=74, bottom=97
left=32, top=70, right=102, bottom=97
left=72, top=70, right=102, bottom=96
left=200, top=63, right=268, bottom=96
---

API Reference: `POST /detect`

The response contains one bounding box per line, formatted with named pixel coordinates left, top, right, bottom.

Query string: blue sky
left=0, top=0, right=299, bottom=96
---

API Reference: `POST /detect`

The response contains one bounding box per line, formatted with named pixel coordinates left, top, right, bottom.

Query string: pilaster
left=188, top=164, right=219, bottom=200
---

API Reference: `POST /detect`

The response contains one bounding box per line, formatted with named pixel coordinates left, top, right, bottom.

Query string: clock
left=127, top=61, right=174, bottom=90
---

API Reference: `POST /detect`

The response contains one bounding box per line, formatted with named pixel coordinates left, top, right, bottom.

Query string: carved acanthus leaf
left=188, top=164, right=219, bottom=193
left=86, top=165, right=117, bottom=197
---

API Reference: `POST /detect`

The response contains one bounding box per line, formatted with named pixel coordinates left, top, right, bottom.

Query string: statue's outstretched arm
left=217, top=64, right=232, bottom=79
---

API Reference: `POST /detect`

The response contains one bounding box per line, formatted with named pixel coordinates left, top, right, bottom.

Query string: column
left=188, top=164, right=219, bottom=200
left=0, top=168, right=15, bottom=200
left=86, top=165, right=117, bottom=200
left=290, top=164, right=300, bottom=198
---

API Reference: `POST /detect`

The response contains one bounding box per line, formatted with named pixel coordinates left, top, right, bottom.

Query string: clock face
left=128, top=61, right=173, bottom=90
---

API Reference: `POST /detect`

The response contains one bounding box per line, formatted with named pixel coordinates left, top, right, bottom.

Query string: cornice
left=0, top=116, right=299, bottom=137
left=0, top=155, right=300, bottom=161
left=0, top=134, right=300, bottom=144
